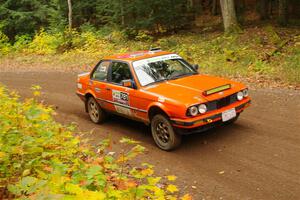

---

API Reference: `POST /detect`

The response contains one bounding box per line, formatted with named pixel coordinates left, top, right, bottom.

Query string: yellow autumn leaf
left=31, top=85, right=42, bottom=90
left=22, top=169, right=31, bottom=177
left=117, top=154, right=128, bottom=163
left=167, top=175, right=177, bottom=181
left=77, top=190, right=106, bottom=200
left=181, top=194, right=193, bottom=200
left=167, top=195, right=177, bottom=200
left=40, top=113, right=49, bottom=120
left=65, top=183, right=83, bottom=195
left=33, top=91, right=41, bottom=97
left=0, top=152, right=6, bottom=160
left=148, top=177, right=161, bottom=185
left=141, top=168, right=154, bottom=176
left=153, top=186, right=165, bottom=199
left=167, top=184, right=178, bottom=193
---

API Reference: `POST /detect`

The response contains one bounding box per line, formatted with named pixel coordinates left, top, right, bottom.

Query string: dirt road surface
left=1, top=71, right=299, bottom=200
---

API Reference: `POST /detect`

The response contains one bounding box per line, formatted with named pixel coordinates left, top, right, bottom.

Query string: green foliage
left=80, top=23, right=98, bottom=33
left=249, top=60, right=273, bottom=74
left=47, top=0, right=68, bottom=32
left=0, top=85, right=189, bottom=199
left=1, top=25, right=299, bottom=84
left=13, top=34, right=32, bottom=52
left=158, top=38, right=178, bottom=49
left=264, top=25, right=281, bottom=45
left=0, top=0, right=53, bottom=39
left=279, top=41, right=300, bottom=83
left=135, top=31, right=154, bottom=42
left=27, top=29, right=63, bottom=55
left=0, top=0, right=190, bottom=41
left=96, top=0, right=189, bottom=33
left=0, top=31, right=11, bottom=55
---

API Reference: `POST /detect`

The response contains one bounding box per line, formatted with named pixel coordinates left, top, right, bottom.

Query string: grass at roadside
left=0, top=84, right=190, bottom=199
left=0, top=25, right=299, bottom=87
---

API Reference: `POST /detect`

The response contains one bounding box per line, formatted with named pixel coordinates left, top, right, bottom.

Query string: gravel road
left=1, top=71, right=299, bottom=200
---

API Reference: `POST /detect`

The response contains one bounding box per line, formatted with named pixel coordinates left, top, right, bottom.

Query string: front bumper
left=171, top=98, right=251, bottom=130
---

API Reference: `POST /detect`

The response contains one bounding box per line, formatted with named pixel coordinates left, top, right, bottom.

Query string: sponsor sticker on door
left=112, top=90, right=129, bottom=105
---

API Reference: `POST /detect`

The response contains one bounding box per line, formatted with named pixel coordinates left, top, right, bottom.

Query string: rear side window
left=110, top=62, right=133, bottom=84
left=92, top=61, right=110, bottom=81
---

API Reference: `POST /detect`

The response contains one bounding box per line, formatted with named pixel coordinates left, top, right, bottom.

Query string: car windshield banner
left=133, top=54, right=182, bottom=66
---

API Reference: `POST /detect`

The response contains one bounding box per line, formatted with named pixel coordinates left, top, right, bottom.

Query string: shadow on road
left=83, top=113, right=252, bottom=153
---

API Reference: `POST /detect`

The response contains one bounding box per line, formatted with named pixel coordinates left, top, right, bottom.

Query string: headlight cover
left=189, top=106, right=198, bottom=116
left=237, top=91, right=244, bottom=101
left=198, top=104, right=207, bottom=114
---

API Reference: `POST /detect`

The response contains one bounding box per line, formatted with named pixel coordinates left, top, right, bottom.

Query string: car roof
left=103, top=50, right=174, bottom=62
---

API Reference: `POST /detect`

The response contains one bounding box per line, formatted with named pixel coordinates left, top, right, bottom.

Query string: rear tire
left=87, top=97, right=106, bottom=124
left=151, top=114, right=181, bottom=151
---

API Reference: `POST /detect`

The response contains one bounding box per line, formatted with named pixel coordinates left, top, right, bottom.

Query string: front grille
left=216, top=96, right=231, bottom=109
left=207, top=93, right=237, bottom=111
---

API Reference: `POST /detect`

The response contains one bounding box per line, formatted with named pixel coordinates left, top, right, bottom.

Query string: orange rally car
left=76, top=48, right=251, bottom=150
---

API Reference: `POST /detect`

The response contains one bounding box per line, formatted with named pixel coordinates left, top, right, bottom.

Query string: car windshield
left=132, top=54, right=197, bottom=86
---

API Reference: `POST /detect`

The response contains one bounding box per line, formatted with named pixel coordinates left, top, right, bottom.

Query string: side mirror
left=192, top=64, right=199, bottom=71
left=122, top=79, right=134, bottom=88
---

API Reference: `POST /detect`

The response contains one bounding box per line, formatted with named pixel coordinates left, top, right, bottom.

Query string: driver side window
left=110, top=62, right=133, bottom=85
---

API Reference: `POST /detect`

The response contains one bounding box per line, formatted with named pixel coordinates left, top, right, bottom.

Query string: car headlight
left=237, top=91, right=244, bottom=101
left=189, top=106, right=198, bottom=116
left=243, top=88, right=249, bottom=97
left=198, top=104, right=207, bottom=114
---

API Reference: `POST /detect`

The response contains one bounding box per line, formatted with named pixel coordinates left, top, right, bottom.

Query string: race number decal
left=112, top=90, right=129, bottom=105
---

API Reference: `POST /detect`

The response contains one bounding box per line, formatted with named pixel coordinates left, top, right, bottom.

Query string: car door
left=89, top=60, right=111, bottom=110
left=105, top=61, right=145, bottom=120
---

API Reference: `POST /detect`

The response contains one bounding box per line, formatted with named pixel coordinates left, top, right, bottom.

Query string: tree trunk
left=188, top=0, right=194, bottom=9
left=269, top=0, right=275, bottom=16
left=258, top=0, right=269, bottom=20
left=212, top=0, right=218, bottom=15
left=120, top=0, right=126, bottom=26
left=67, top=0, right=72, bottom=30
left=220, top=0, right=240, bottom=32
left=278, top=0, right=288, bottom=26
left=194, top=0, right=204, bottom=14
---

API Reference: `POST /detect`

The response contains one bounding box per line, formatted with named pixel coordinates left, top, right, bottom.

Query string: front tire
left=151, top=114, right=181, bottom=151
left=87, top=97, right=106, bottom=124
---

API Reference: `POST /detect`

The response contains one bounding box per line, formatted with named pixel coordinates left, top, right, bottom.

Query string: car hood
left=143, top=74, right=245, bottom=105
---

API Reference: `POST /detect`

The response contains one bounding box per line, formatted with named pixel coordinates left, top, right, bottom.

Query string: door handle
left=105, top=87, right=111, bottom=91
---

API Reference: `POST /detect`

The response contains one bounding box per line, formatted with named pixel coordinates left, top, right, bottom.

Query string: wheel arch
left=84, top=92, right=96, bottom=112
left=148, top=103, right=170, bottom=121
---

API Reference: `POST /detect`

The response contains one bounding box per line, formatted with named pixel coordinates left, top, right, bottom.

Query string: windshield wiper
left=168, top=72, right=198, bottom=80
left=145, top=78, right=168, bottom=86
